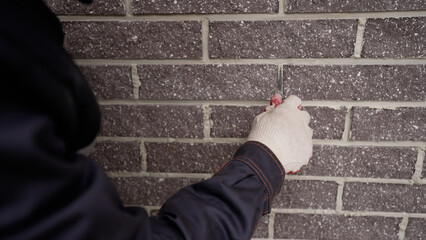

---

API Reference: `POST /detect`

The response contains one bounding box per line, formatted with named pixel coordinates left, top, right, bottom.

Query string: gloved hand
left=248, top=95, right=313, bottom=173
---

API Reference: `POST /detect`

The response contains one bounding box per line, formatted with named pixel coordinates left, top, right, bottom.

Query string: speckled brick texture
left=301, top=145, right=418, bottom=178
left=210, top=106, right=263, bottom=138
left=351, top=107, right=426, bottom=141
left=362, top=17, right=426, bottom=58
left=274, top=214, right=400, bottom=239
left=79, top=65, right=133, bottom=99
left=304, top=107, right=347, bottom=139
left=90, top=141, right=141, bottom=172
left=52, top=0, right=426, bottom=238
left=343, top=183, right=426, bottom=213
left=210, top=106, right=347, bottom=139
left=405, top=218, right=426, bottom=240
left=44, top=0, right=125, bottom=15
left=100, top=105, right=204, bottom=138
left=145, top=142, right=239, bottom=173
left=252, top=216, right=269, bottom=238
left=138, top=64, right=276, bottom=100
left=209, top=20, right=358, bottom=58
left=112, top=177, right=201, bottom=205
left=63, top=21, right=202, bottom=59
left=286, top=0, right=426, bottom=13
left=273, top=180, right=337, bottom=209
left=284, top=65, right=426, bottom=101
left=132, top=0, right=279, bottom=14
left=423, top=155, right=426, bottom=179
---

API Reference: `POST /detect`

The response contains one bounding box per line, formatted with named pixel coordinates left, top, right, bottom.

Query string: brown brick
left=132, top=0, right=279, bottom=14
left=210, top=106, right=345, bottom=139
left=210, top=106, right=263, bottom=138
left=273, top=180, right=337, bottom=209
left=209, top=20, right=357, bottom=58
left=283, top=65, right=426, bottom=101
left=285, top=0, right=426, bottom=13
left=405, top=218, right=426, bottom=240
left=79, top=65, right=133, bottom=100
left=351, top=107, right=426, bottom=141
left=100, top=105, right=204, bottom=138
left=343, top=183, right=426, bottom=213
left=90, top=141, right=141, bottom=172
left=44, top=0, right=126, bottom=15
left=362, top=18, right=426, bottom=58
left=146, top=142, right=240, bottom=173
left=423, top=153, right=426, bottom=179
left=300, top=145, right=417, bottom=179
left=306, top=107, right=347, bottom=140
left=63, top=21, right=202, bottom=59
left=252, top=215, right=269, bottom=238
left=138, top=64, right=276, bottom=100
left=112, top=177, right=201, bottom=206
left=274, top=214, right=400, bottom=239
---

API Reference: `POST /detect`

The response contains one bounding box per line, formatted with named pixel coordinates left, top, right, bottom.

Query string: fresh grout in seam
left=57, top=10, right=426, bottom=22
left=353, top=18, right=367, bottom=58
left=201, top=18, right=210, bottom=62
left=335, top=181, right=344, bottom=212
left=95, top=99, right=426, bottom=108
left=74, top=58, right=426, bottom=66
left=106, top=171, right=425, bottom=185
left=95, top=136, right=426, bottom=148
left=271, top=209, right=426, bottom=218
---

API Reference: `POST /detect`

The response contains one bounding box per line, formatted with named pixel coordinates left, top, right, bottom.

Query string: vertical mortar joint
left=353, top=18, right=367, bottom=58
left=268, top=212, right=275, bottom=239
left=412, top=149, right=425, bottom=183
left=279, top=0, right=285, bottom=14
left=277, top=64, right=283, bottom=96
left=398, top=217, right=409, bottom=240
left=140, top=141, right=147, bottom=172
left=124, top=0, right=132, bottom=16
left=342, top=106, right=354, bottom=141
left=143, top=206, right=161, bottom=216
left=131, top=64, right=141, bottom=99
left=335, top=181, right=344, bottom=213
left=202, top=105, right=212, bottom=139
left=202, top=18, right=210, bottom=62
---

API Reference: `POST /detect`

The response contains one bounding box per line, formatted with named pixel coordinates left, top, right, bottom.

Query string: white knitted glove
left=248, top=95, right=313, bottom=173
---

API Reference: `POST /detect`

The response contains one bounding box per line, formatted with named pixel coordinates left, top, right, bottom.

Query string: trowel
left=270, top=66, right=284, bottom=107
left=269, top=66, right=301, bottom=110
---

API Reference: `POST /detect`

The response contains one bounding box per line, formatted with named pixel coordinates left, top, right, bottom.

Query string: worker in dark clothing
left=0, top=0, right=313, bottom=239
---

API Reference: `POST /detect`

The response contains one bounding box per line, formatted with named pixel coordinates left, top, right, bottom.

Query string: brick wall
left=45, top=0, right=426, bottom=239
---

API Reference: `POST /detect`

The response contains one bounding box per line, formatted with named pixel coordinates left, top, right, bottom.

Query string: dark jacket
left=0, top=1, right=285, bottom=239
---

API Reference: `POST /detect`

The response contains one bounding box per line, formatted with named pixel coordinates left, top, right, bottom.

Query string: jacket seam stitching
left=237, top=155, right=274, bottom=197
left=247, top=141, right=284, bottom=173
left=233, top=157, right=272, bottom=199
left=246, top=141, right=285, bottom=195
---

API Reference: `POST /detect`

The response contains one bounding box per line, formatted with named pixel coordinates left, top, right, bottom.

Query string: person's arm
left=0, top=2, right=312, bottom=238
left=150, top=95, right=313, bottom=239
left=150, top=141, right=284, bottom=239
left=0, top=106, right=149, bottom=240
left=0, top=96, right=311, bottom=240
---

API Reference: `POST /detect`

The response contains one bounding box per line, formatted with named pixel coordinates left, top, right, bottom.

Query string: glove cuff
left=248, top=123, right=293, bottom=172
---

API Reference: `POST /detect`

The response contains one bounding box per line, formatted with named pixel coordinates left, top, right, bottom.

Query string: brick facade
left=45, top=0, right=426, bottom=239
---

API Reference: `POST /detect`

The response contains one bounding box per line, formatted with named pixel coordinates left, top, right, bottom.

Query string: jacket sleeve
left=0, top=105, right=285, bottom=240
left=1, top=1, right=286, bottom=238
left=150, top=141, right=285, bottom=239
left=0, top=106, right=148, bottom=240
